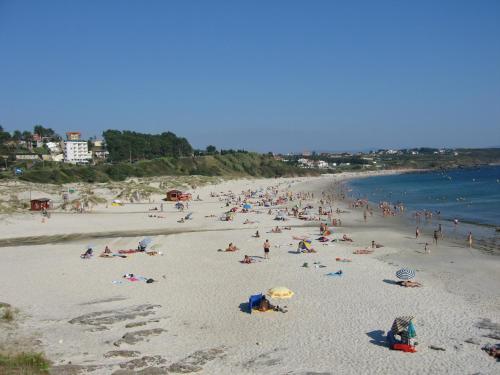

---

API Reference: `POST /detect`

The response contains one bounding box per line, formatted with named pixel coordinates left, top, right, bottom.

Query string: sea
left=347, top=165, right=500, bottom=252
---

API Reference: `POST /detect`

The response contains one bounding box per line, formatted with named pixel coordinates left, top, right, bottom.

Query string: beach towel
left=326, top=270, right=343, bottom=277
left=118, top=249, right=139, bottom=254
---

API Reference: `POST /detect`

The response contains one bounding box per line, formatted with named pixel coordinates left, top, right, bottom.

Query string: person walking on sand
left=363, top=210, right=367, bottom=223
left=415, top=226, right=420, bottom=239
left=433, top=230, right=439, bottom=245
left=467, top=232, right=473, bottom=248
left=425, top=242, right=430, bottom=254
left=263, top=239, right=271, bottom=259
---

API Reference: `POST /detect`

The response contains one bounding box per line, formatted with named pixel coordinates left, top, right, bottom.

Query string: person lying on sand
left=225, top=243, right=239, bottom=252
left=258, top=296, right=288, bottom=313
left=336, top=257, right=352, bottom=262
left=177, top=218, right=185, bottom=223
left=353, top=249, right=373, bottom=254
left=398, top=280, right=422, bottom=288
left=205, top=214, right=217, bottom=218
left=283, top=226, right=291, bottom=230
left=341, top=234, right=353, bottom=242
left=244, top=219, right=256, bottom=224
left=482, top=343, right=500, bottom=359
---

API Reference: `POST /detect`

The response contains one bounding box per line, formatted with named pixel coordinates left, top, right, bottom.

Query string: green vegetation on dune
left=5, top=153, right=318, bottom=184
left=0, top=352, right=50, bottom=374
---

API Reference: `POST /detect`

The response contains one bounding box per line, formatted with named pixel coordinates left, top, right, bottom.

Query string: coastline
left=343, top=168, right=500, bottom=255
left=1, top=173, right=499, bottom=374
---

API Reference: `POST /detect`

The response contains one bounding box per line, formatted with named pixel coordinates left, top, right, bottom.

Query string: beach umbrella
left=391, top=316, right=414, bottom=335
left=396, top=268, right=415, bottom=280
left=267, top=287, right=294, bottom=299
left=243, top=203, right=252, bottom=209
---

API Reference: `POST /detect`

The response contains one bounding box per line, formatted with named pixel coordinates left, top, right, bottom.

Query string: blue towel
left=326, top=270, right=343, bottom=277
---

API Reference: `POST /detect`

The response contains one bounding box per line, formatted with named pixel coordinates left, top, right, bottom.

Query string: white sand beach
left=0, top=174, right=499, bottom=374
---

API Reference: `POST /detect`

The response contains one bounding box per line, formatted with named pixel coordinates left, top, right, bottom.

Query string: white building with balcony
left=63, top=140, right=92, bottom=164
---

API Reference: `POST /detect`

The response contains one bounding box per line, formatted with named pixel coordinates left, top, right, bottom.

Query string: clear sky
left=1, top=0, right=499, bottom=153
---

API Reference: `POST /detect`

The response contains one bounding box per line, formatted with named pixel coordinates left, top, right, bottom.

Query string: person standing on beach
left=433, top=230, right=439, bottom=245
left=415, top=226, right=420, bottom=239
left=363, top=210, right=367, bottom=223
left=467, top=232, right=473, bottom=248
left=263, top=239, right=270, bottom=259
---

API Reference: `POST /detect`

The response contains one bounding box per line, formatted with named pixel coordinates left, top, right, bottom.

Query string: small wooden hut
left=30, top=198, right=51, bottom=211
left=166, top=190, right=192, bottom=202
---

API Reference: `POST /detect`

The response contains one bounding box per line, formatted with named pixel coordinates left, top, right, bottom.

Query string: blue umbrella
left=243, top=204, right=252, bottom=209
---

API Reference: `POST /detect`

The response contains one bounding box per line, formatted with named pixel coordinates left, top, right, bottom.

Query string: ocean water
left=347, top=166, right=500, bottom=251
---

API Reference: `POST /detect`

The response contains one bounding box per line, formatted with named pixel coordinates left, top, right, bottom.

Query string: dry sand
left=0, top=173, right=499, bottom=374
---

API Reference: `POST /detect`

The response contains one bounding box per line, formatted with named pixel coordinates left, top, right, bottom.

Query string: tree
left=103, top=129, right=193, bottom=162
left=22, top=131, right=32, bottom=140
left=0, top=125, right=11, bottom=143
left=33, top=125, right=59, bottom=139
left=206, top=145, right=217, bottom=155
left=12, top=130, right=22, bottom=141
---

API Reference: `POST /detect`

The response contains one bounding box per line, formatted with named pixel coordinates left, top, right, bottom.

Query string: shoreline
left=1, top=174, right=499, bottom=374
left=342, top=169, right=500, bottom=255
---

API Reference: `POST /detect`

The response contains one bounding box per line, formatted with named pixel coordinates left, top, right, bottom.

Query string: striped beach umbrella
left=391, top=316, right=414, bottom=334
left=396, top=268, right=415, bottom=280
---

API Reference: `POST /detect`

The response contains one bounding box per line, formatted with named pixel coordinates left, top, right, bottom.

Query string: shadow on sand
left=366, top=330, right=388, bottom=347
left=239, top=302, right=251, bottom=314
left=382, top=279, right=399, bottom=285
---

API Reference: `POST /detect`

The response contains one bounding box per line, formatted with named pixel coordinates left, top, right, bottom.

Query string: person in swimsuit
left=264, top=239, right=270, bottom=259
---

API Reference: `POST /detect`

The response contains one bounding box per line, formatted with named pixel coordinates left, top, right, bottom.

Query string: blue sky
left=1, top=0, right=499, bottom=152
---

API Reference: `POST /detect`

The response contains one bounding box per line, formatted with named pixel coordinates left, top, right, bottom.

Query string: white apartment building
left=63, top=141, right=92, bottom=164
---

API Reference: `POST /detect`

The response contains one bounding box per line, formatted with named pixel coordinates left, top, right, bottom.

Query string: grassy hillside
left=3, top=153, right=319, bottom=184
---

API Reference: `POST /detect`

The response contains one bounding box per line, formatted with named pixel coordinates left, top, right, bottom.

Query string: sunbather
left=225, top=242, right=238, bottom=252
left=241, top=255, right=253, bottom=264
left=398, top=280, right=422, bottom=288
left=254, top=230, right=260, bottom=238
left=271, top=226, right=282, bottom=233
left=341, top=234, right=353, bottom=242
left=80, top=248, right=93, bottom=259
left=353, top=249, right=373, bottom=254
left=257, top=296, right=287, bottom=313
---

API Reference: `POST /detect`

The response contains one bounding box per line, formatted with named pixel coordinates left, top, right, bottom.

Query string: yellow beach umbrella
left=267, top=287, right=294, bottom=299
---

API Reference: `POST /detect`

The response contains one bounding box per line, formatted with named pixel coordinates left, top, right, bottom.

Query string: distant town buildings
left=63, top=139, right=92, bottom=164
left=66, top=132, right=82, bottom=141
